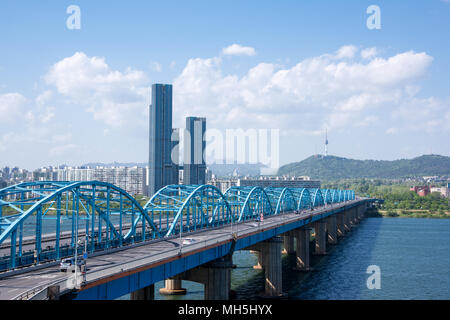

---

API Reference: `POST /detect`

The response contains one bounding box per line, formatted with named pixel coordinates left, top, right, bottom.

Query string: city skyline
left=0, top=1, right=449, bottom=170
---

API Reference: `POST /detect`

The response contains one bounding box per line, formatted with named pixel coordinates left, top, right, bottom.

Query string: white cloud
left=151, top=61, right=162, bottom=72
left=0, top=93, right=28, bottom=123
left=361, top=47, right=378, bottom=60
left=222, top=44, right=256, bottom=56
left=174, top=45, right=434, bottom=136
left=390, top=97, right=450, bottom=134
left=45, top=52, right=148, bottom=127
left=334, top=45, right=358, bottom=59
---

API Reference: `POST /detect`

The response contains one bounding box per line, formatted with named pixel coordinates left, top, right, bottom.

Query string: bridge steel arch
left=290, top=188, right=312, bottom=210
left=309, top=188, right=325, bottom=208
left=330, top=190, right=340, bottom=203
left=0, top=181, right=161, bottom=270
left=223, top=186, right=273, bottom=222
left=264, top=187, right=297, bottom=215
left=322, top=189, right=333, bottom=204
left=143, top=184, right=233, bottom=237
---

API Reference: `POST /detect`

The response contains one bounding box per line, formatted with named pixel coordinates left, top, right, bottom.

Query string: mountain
left=277, top=154, right=450, bottom=180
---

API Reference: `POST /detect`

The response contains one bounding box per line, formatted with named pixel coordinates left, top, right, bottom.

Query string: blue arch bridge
left=0, top=181, right=374, bottom=300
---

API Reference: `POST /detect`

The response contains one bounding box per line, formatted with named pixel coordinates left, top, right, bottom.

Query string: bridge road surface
left=0, top=216, right=206, bottom=256
left=0, top=201, right=356, bottom=300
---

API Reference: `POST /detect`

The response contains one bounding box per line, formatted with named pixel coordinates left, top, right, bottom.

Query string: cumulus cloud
left=361, top=47, right=378, bottom=60
left=0, top=93, right=28, bottom=123
left=45, top=52, right=149, bottom=127
left=334, top=45, right=358, bottom=59
left=151, top=61, right=162, bottom=72
left=222, top=44, right=256, bottom=56
left=174, top=45, right=434, bottom=136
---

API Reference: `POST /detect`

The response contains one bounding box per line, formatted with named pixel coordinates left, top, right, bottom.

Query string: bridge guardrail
left=12, top=277, right=69, bottom=300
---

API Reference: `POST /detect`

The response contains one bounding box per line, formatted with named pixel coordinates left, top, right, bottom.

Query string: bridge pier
left=282, top=234, right=295, bottom=255
left=358, top=203, right=366, bottom=220
left=343, top=210, right=352, bottom=232
left=130, top=284, right=154, bottom=300
left=251, top=250, right=263, bottom=270
left=182, top=255, right=233, bottom=300
left=351, top=207, right=358, bottom=225
left=159, top=275, right=187, bottom=295
left=260, top=236, right=284, bottom=297
left=337, top=212, right=345, bottom=237
left=314, top=220, right=327, bottom=255
left=326, top=215, right=338, bottom=244
left=293, top=227, right=311, bottom=271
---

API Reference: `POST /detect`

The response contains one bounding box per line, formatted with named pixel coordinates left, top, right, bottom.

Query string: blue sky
left=0, top=0, right=449, bottom=169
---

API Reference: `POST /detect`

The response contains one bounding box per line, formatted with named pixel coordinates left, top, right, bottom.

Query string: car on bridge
left=182, top=238, right=195, bottom=245
left=60, top=257, right=86, bottom=273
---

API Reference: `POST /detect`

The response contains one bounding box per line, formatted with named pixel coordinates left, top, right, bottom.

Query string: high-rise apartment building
left=184, top=117, right=206, bottom=185
left=148, top=84, right=179, bottom=196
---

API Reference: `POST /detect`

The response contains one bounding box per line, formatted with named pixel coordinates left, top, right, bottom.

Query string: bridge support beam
left=260, top=236, right=284, bottom=297
left=314, top=220, right=327, bottom=255
left=250, top=250, right=263, bottom=270
left=130, top=284, right=154, bottom=300
left=293, top=227, right=311, bottom=271
left=282, top=234, right=295, bottom=255
left=343, top=211, right=352, bottom=232
left=182, top=255, right=233, bottom=300
left=358, top=203, right=366, bottom=220
left=351, top=207, right=359, bottom=225
left=337, top=212, right=345, bottom=237
left=159, top=275, right=187, bottom=295
left=326, top=215, right=338, bottom=244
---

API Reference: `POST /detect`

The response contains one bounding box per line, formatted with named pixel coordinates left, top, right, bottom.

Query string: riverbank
left=366, top=208, right=450, bottom=219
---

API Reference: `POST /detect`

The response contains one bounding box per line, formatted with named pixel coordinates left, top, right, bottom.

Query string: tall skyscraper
left=148, top=84, right=179, bottom=196
left=184, top=117, right=206, bottom=185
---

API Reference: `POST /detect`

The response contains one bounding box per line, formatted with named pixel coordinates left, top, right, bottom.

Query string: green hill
left=277, top=154, right=450, bottom=180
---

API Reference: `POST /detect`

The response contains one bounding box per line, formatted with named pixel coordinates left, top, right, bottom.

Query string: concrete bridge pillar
left=182, top=255, right=233, bottom=300
left=293, top=227, right=311, bottom=271
left=260, top=236, right=284, bottom=297
left=352, top=207, right=358, bottom=223
left=250, top=250, right=263, bottom=270
left=343, top=210, right=352, bottom=232
left=282, top=234, right=295, bottom=255
left=326, top=215, right=338, bottom=244
left=336, top=212, right=345, bottom=237
left=159, top=275, right=187, bottom=295
left=130, top=284, right=154, bottom=300
left=358, top=204, right=366, bottom=220
left=314, top=220, right=327, bottom=255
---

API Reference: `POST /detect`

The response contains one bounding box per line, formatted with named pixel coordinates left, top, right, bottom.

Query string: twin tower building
left=148, top=84, right=206, bottom=196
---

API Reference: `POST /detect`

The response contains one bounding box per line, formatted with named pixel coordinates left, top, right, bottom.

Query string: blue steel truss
left=223, top=186, right=273, bottom=222
left=0, top=181, right=354, bottom=272
left=143, top=184, right=232, bottom=237
left=309, top=188, right=325, bottom=207
left=290, top=188, right=312, bottom=210
left=264, top=187, right=297, bottom=215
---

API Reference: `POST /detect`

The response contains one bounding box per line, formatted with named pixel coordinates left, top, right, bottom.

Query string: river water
left=119, top=217, right=450, bottom=300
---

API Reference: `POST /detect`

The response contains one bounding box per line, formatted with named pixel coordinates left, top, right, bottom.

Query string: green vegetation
left=323, top=179, right=450, bottom=219
left=277, top=154, right=450, bottom=179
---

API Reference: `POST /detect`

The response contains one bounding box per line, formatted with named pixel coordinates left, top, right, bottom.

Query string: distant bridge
left=0, top=181, right=371, bottom=300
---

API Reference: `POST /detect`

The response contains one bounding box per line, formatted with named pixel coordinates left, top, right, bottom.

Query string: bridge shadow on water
left=230, top=217, right=384, bottom=300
